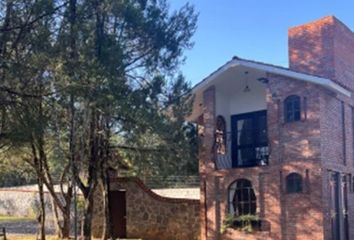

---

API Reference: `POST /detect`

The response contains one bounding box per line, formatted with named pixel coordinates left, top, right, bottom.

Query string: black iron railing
left=215, top=132, right=269, bottom=169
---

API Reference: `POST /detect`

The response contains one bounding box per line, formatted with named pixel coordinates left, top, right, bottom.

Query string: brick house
left=189, top=16, right=354, bottom=240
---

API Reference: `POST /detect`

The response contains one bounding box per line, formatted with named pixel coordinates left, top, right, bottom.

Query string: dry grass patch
left=0, top=216, right=35, bottom=222
left=4, top=235, right=58, bottom=240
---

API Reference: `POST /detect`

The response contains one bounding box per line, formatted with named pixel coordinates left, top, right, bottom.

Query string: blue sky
left=170, top=1, right=354, bottom=85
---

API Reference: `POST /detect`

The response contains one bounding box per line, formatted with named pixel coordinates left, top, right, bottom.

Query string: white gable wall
left=215, top=69, right=267, bottom=129
left=213, top=68, right=267, bottom=169
left=215, top=89, right=230, bottom=129
left=228, top=88, right=266, bottom=115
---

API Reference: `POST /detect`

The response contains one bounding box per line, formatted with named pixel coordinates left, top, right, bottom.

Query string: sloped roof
left=192, top=56, right=351, bottom=97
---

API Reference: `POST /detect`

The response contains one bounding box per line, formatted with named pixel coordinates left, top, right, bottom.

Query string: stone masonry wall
left=92, top=177, right=200, bottom=240
left=0, top=188, right=53, bottom=218
left=0, top=187, right=84, bottom=233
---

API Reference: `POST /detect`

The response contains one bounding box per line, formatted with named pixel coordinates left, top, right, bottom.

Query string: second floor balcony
left=214, top=110, right=269, bottom=170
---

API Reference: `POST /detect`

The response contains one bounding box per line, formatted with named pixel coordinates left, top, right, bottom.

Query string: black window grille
left=286, top=173, right=303, bottom=193
left=229, top=179, right=256, bottom=216
left=231, top=110, right=269, bottom=167
left=284, top=95, right=301, bottom=122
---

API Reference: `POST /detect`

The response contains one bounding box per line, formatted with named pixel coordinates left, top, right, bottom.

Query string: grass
left=0, top=215, right=35, bottom=222
left=4, top=235, right=58, bottom=240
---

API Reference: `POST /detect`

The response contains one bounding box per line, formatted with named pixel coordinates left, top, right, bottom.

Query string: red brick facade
left=289, top=16, right=354, bottom=92
left=198, top=16, right=354, bottom=240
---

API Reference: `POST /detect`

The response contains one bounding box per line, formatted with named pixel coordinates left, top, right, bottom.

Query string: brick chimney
left=289, top=16, right=354, bottom=91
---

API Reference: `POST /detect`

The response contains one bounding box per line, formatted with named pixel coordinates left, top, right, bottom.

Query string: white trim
left=193, top=59, right=351, bottom=97
left=191, top=61, right=239, bottom=92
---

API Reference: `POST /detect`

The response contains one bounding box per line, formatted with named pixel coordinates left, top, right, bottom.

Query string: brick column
left=199, top=86, right=216, bottom=240
left=265, top=74, right=283, bottom=166
left=201, top=86, right=216, bottom=173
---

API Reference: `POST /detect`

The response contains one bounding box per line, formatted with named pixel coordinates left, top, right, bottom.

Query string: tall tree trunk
left=101, top=117, right=112, bottom=240
left=51, top=197, right=62, bottom=238
left=34, top=153, right=46, bottom=240
left=80, top=109, right=99, bottom=240
left=62, top=204, right=71, bottom=239
left=68, top=1, right=79, bottom=238
left=81, top=185, right=96, bottom=240
left=38, top=178, right=46, bottom=240
left=101, top=168, right=111, bottom=240
left=31, top=138, right=73, bottom=240
left=37, top=86, right=46, bottom=240
left=42, top=166, right=72, bottom=239
left=51, top=192, right=72, bottom=239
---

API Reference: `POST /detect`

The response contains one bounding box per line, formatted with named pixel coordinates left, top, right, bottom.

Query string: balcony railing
left=215, top=132, right=269, bottom=170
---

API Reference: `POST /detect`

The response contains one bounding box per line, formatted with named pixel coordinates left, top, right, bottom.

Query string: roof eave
left=191, top=60, right=240, bottom=94
left=192, top=59, right=351, bottom=97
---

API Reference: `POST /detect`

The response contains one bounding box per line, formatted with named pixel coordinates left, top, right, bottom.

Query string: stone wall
left=0, top=189, right=53, bottom=218
left=0, top=187, right=84, bottom=234
left=92, top=177, right=200, bottom=240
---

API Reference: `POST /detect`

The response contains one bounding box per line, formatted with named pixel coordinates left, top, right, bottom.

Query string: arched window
left=284, top=95, right=301, bottom=122
left=215, top=115, right=227, bottom=155
left=229, top=179, right=256, bottom=216
left=286, top=173, right=303, bottom=193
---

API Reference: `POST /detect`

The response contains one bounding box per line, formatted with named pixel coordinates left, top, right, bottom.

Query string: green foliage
left=0, top=0, right=198, bottom=184
left=221, top=214, right=235, bottom=233
left=221, top=214, right=260, bottom=233
left=0, top=0, right=198, bottom=237
left=119, top=76, right=198, bottom=178
left=0, top=151, right=36, bottom=187
left=236, top=214, right=260, bottom=233
left=76, top=196, right=86, bottom=218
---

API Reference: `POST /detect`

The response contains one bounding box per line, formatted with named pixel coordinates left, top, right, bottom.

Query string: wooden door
left=109, top=190, right=127, bottom=238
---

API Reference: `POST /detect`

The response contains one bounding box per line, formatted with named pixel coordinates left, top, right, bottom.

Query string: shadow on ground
left=0, top=220, right=55, bottom=235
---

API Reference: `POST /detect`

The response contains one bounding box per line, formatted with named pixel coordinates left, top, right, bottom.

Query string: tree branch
left=0, top=2, right=69, bottom=33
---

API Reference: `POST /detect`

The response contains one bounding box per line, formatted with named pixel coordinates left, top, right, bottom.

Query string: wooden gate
left=109, top=190, right=127, bottom=238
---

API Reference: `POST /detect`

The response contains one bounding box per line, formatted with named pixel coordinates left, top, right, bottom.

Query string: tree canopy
left=0, top=0, right=198, bottom=239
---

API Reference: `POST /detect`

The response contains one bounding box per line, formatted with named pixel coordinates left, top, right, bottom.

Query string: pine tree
left=0, top=1, right=198, bottom=239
